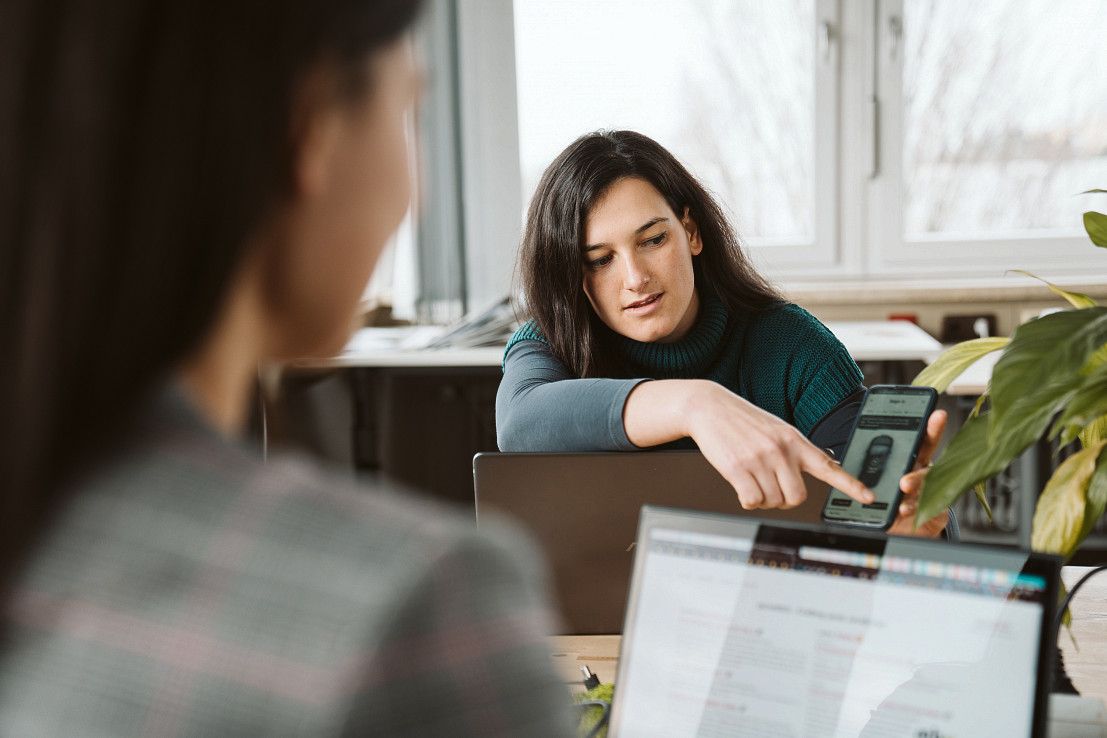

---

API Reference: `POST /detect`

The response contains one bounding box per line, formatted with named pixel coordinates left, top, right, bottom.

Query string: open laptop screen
left=611, top=507, right=1059, bottom=738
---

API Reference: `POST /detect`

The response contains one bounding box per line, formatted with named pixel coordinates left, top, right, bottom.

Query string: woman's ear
left=290, top=69, right=344, bottom=198
left=682, top=206, right=703, bottom=256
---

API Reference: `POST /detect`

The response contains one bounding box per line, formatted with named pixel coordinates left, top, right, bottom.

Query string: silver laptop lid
left=611, top=506, right=1059, bottom=737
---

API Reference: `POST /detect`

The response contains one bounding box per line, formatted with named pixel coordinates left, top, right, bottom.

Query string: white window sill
left=781, top=275, right=1107, bottom=306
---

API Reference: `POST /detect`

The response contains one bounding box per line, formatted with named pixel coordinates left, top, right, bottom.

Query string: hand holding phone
left=821, top=385, right=938, bottom=530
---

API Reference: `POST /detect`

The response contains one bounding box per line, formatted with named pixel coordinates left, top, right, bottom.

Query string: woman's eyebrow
left=584, top=217, right=670, bottom=251
left=635, top=216, right=668, bottom=234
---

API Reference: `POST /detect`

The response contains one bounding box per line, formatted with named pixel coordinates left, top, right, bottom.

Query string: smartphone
left=821, top=385, right=938, bottom=530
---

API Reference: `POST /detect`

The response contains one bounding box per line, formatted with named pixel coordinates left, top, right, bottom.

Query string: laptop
left=472, top=450, right=831, bottom=634
left=610, top=506, right=1060, bottom=737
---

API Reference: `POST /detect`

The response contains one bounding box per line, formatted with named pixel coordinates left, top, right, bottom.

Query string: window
left=514, top=0, right=840, bottom=272
left=368, top=0, right=525, bottom=323
left=903, top=1, right=1106, bottom=237
left=870, top=0, right=1107, bottom=278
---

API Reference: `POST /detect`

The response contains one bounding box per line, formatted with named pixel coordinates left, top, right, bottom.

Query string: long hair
left=0, top=0, right=422, bottom=588
left=516, top=130, right=782, bottom=378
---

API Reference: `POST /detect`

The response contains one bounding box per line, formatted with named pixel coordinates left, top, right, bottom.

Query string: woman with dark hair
left=498, top=130, right=948, bottom=537
left=0, top=1, right=573, bottom=733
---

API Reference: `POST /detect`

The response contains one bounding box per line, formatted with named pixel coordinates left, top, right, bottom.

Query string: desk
left=291, top=319, right=945, bottom=370
left=823, top=320, right=944, bottom=363
left=289, top=326, right=504, bottom=370
left=291, top=346, right=504, bottom=369
left=550, top=635, right=620, bottom=689
left=552, top=566, right=1107, bottom=702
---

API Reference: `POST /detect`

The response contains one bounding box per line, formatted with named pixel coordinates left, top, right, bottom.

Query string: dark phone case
left=820, top=385, right=938, bottom=531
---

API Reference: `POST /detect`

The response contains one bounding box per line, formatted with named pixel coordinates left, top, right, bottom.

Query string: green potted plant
left=913, top=190, right=1107, bottom=559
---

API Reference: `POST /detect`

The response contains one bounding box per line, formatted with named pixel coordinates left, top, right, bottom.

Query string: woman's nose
left=622, top=256, right=651, bottom=291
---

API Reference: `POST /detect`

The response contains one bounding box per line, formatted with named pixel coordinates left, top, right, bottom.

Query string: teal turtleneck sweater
left=496, top=294, right=863, bottom=452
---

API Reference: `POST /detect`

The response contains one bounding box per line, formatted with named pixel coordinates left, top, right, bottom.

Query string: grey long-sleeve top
left=496, top=339, right=648, bottom=452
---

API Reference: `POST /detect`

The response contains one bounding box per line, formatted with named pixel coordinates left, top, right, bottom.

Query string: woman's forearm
left=622, top=379, right=711, bottom=448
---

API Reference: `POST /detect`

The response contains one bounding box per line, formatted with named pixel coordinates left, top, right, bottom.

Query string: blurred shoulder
left=75, top=392, right=545, bottom=600
left=243, top=450, right=542, bottom=580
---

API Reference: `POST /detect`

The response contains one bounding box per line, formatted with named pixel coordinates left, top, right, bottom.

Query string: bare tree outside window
left=513, top=0, right=815, bottom=247
left=903, top=0, right=1107, bottom=238
left=675, top=1, right=814, bottom=244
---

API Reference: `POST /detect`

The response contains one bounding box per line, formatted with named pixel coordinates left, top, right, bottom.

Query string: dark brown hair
left=0, top=0, right=422, bottom=587
left=516, top=129, right=783, bottom=378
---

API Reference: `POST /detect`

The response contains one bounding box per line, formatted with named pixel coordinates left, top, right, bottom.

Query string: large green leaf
left=917, top=412, right=1011, bottom=525
left=1084, top=343, right=1107, bottom=379
left=1031, top=441, right=1107, bottom=556
left=1052, top=363, right=1107, bottom=442
left=989, top=308, right=1107, bottom=440
left=1009, top=270, right=1098, bottom=308
left=1086, top=211, right=1107, bottom=248
left=1072, top=452, right=1107, bottom=557
left=917, top=377, right=1083, bottom=527
left=1078, top=339, right=1107, bottom=410
left=988, top=374, right=1081, bottom=466
left=912, top=337, right=1009, bottom=393
left=1079, top=415, right=1107, bottom=450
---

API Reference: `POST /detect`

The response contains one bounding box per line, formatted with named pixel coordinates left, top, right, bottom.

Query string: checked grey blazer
left=0, top=388, right=574, bottom=737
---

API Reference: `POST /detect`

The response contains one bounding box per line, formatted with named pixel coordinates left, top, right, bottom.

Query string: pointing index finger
left=803, top=447, right=874, bottom=504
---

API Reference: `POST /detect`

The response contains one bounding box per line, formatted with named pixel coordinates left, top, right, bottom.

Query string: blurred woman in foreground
left=0, top=1, right=572, bottom=734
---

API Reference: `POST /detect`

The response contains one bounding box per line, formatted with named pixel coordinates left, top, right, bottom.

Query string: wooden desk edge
left=549, top=635, right=621, bottom=689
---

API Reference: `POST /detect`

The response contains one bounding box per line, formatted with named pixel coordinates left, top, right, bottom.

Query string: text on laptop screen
left=614, top=518, right=1049, bottom=737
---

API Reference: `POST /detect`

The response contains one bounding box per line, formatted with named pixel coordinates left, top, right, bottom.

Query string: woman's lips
left=624, top=293, right=662, bottom=314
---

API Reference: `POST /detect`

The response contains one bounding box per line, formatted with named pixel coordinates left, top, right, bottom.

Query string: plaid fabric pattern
left=0, top=390, right=574, bottom=737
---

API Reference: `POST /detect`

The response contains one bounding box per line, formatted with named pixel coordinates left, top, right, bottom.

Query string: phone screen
left=822, top=387, right=936, bottom=528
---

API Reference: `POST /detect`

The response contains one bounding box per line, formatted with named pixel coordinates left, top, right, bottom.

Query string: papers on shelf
left=340, top=325, right=444, bottom=355
left=341, top=296, right=518, bottom=356
left=423, top=296, right=517, bottom=349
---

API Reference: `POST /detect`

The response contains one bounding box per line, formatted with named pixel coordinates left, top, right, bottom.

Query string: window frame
left=743, top=0, right=843, bottom=278
left=866, top=0, right=1107, bottom=281
left=441, top=0, right=1107, bottom=307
